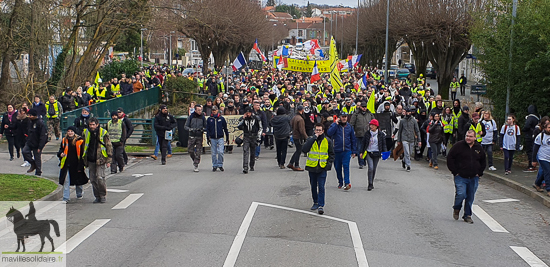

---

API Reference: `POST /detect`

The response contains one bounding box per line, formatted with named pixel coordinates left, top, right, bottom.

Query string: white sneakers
left=194, top=166, right=199, bottom=172
left=21, top=161, right=30, bottom=167
left=489, top=166, right=497, bottom=171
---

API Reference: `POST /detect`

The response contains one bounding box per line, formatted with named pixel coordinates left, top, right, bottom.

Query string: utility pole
left=384, top=0, right=390, bottom=84
left=323, top=16, right=326, bottom=46
left=140, top=28, right=147, bottom=68
left=505, top=0, right=518, bottom=121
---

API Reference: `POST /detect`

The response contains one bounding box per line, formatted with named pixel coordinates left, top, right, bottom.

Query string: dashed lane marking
left=112, top=193, right=144, bottom=210
left=56, top=219, right=110, bottom=254
left=510, top=246, right=549, bottom=267
left=106, top=189, right=129, bottom=193
left=482, top=198, right=520, bottom=203
left=472, top=205, right=509, bottom=233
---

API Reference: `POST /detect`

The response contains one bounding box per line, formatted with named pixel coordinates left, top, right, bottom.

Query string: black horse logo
left=5, top=202, right=60, bottom=252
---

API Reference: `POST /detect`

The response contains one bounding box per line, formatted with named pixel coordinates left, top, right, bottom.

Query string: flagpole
left=355, top=0, right=359, bottom=55
left=384, top=0, right=390, bottom=84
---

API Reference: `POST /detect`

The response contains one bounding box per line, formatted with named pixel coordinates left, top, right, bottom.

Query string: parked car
left=397, top=68, right=410, bottom=80
left=426, top=67, right=437, bottom=79
left=404, top=63, right=416, bottom=74
left=183, top=68, right=201, bottom=76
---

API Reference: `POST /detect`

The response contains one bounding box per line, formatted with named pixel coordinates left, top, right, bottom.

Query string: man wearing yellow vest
left=466, top=112, right=486, bottom=143
left=83, top=117, right=113, bottom=203
left=107, top=111, right=126, bottom=174
left=46, top=95, right=63, bottom=141
left=450, top=78, right=460, bottom=100
left=303, top=123, right=335, bottom=215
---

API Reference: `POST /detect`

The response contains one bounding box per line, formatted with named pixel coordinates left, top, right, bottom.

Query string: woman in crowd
left=481, top=111, right=498, bottom=171
left=441, top=107, right=454, bottom=156
left=16, top=107, right=31, bottom=167
left=0, top=104, right=19, bottom=160
left=428, top=113, right=444, bottom=170
left=360, top=119, right=387, bottom=191
left=58, top=126, right=88, bottom=203
left=500, top=114, right=521, bottom=175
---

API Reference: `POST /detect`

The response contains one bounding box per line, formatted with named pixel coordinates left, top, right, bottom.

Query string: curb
left=39, top=184, right=64, bottom=201
left=482, top=172, right=550, bottom=208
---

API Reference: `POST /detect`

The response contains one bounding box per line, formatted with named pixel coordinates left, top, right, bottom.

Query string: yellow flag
left=329, top=36, right=342, bottom=91
left=94, top=72, right=102, bottom=86
left=367, top=91, right=376, bottom=114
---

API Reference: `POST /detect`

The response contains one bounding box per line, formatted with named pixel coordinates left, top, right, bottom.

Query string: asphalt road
left=55, top=146, right=550, bottom=267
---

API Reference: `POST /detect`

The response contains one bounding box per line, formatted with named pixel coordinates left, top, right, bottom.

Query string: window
left=298, top=30, right=303, bottom=37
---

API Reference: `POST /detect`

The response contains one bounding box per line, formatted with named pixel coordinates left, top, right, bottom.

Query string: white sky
left=278, top=0, right=357, bottom=8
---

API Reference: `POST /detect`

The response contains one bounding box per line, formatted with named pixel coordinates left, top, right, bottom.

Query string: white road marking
left=510, top=246, right=549, bottom=267
left=131, top=173, right=153, bottom=178
left=472, top=205, right=509, bottom=233
left=106, top=189, right=129, bottom=193
left=483, top=198, right=520, bottom=203
left=56, top=219, right=110, bottom=254
left=112, top=193, right=144, bottom=210
left=223, top=202, right=369, bottom=267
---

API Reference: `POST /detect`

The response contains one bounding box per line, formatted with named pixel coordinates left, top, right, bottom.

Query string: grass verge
left=0, top=174, right=58, bottom=201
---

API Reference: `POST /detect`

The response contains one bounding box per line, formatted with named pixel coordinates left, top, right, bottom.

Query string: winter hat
left=369, top=119, right=379, bottom=127
left=82, top=107, right=90, bottom=113
left=111, top=111, right=118, bottom=117
left=463, top=106, right=470, bottom=111
left=28, top=109, right=38, bottom=116
left=277, top=107, right=286, bottom=115
left=67, top=126, right=77, bottom=133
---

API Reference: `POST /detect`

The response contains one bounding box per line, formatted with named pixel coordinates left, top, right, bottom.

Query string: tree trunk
left=427, top=39, right=470, bottom=100
left=0, top=0, right=24, bottom=102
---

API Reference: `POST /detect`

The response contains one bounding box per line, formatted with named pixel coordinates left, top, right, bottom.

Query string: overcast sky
left=278, top=0, right=357, bottom=8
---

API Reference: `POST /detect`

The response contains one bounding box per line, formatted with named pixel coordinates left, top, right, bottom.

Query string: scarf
left=7, top=110, right=15, bottom=122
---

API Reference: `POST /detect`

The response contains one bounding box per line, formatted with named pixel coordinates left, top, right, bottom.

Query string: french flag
left=311, top=61, right=321, bottom=83
left=348, top=54, right=362, bottom=69
left=232, top=52, right=247, bottom=71
left=361, top=73, right=368, bottom=88
left=253, top=39, right=267, bottom=61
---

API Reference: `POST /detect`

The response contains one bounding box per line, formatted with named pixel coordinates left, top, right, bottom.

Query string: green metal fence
left=60, top=87, right=160, bottom=139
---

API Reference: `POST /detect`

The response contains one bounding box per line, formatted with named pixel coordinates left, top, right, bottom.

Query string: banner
left=202, top=115, right=243, bottom=147
left=273, top=56, right=331, bottom=73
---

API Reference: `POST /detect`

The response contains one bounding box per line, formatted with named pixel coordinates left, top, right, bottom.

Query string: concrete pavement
left=51, top=147, right=550, bottom=266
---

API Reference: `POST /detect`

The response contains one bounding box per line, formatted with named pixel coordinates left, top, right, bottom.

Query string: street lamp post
left=355, top=0, right=359, bottom=54
left=140, top=28, right=147, bottom=68
left=323, top=16, right=326, bottom=46
left=505, top=0, right=518, bottom=120
left=170, top=31, right=175, bottom=67
left=384, top=0, right=390, bottom=83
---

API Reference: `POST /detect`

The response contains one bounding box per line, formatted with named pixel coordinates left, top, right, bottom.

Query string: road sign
left=471, top=84, right=487, bottom=95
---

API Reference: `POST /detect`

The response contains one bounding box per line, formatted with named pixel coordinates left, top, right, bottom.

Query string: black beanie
left=277, top=107, right=286, bottom=115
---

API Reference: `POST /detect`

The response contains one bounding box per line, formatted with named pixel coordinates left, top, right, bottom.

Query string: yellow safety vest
left=96, top=88, right=107, bottom=102
left=82, top=128, right=109, bottom=159
left=341, top=106, right=356, bottom=115
left=45, top=101, right=61, bottom=118
left=442, top=118, right=453, bottom=134
left=451, top=82, right=460, bottom=92
left=469, top=122, right=483, bottom=142
left=306, top=138, right=329, bottom=168
left=111, top=84, right=121, bottom=97
left=107, top=120, right=123, bottom=143
left=87, top=85, right=96, bottom=97
left=452, top=110, right=462, bottom=129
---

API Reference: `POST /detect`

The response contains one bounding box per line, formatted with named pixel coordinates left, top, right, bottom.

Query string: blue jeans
left=482, top=144, right=494, bottom=167
left=334, top=151, right=352, bottom=186
left=154, top=139, right=172, bottom=157
left=63, top=173, right=83, bottom=201
left=453, top=175, right=479, bottom=218
left=356, top=137, right=365, bottom=166
left=309, top=171, right=327, bottom=207
left=210, top=138, right=225, bottom=168
left=535, top=159, right=550, bottom=191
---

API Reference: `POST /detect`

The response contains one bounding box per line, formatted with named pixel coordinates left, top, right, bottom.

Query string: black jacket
left=457, top=112, right=471, bottom=140
left=26, top=118, right=48, bottom=150
left=0, top=111, right=18, bottom=136
left=428, top=120, right=445, bottom=143
left=523, top=105, right=539, bottom=140
left=154, top=113, right=177, bottom=138
left=360, top=130, right=387, bottom=155
left=120, top=81, right=134, bottom=96
left=32, top=102, right=47, bottom=119
left=447, top=140, right=486, bottom=178
left=270, top=114, right=293, bottom=139
left=302, top=134, right=335, bottom=173
left=238, top=115, right=262, bottom=140
left=121, top=116, right=134, bottom=139
left=184, top=112, right=206, bottom=137
left=73, top=115, right=92, bottom=136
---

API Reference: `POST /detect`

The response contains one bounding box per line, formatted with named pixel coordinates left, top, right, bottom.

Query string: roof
left=270, top=12, right=293, bottom=20
left=298, top=17, right=324, bottom=23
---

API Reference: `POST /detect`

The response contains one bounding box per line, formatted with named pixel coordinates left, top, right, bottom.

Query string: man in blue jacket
left=206, top=106, right=229, bottom=172
left=327, top=113, right=357, bottom=190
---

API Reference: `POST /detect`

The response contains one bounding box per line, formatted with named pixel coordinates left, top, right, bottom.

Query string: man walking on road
left=398, top=108, right=421, bottom=172
left=327, top=113, right=356, bottom=190
left=459, top=74, right=467, bottom=96
left=117, top=108, right=134, bottom=165
left=303, top=123, right=335, bottom=215
left=45, top=95, right=63, bottom=141
left=447, top=130, right=486, bottom=224
left=289, top=105, right=308, bottom=171
left=206, top=106, right=229, bottom=172
left=238, top=107, right=262, bottom=174
left=23, top=109, right=48, bottom=176
left=184, top=105, right=206, bottom=172
left=83, top=118, right=113, bottom=203
left=350, top=102, right=375, bottom=169
left=107, top=111, right=126, bottom=174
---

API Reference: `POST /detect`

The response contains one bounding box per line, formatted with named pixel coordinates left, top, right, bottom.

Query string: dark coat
left=58, top=136, right=88, bottom=186
left=206, top=113, right=229, bottom=140
left=302, top=134, right=335, bottom=173
left=184, top=112, right=206, bottom=137
left=447, top=140, right=486, bottom=178
left=428, top=120, right=445, bottom=144
left=26, top=118, right=48, bottom=150
left=154, top=112, right=177, bottom=138
left=73, top=115, right=92, bottom=136
left=360, top=130, right=387, bottom=156
left=15, top=113, right=30, bottom=146
left=271, top=114, right=293, bottom=139
left=32, top=102, right=47, bottom=119
left=457, top=112, right=471, bottom=141
left=523, top=105, right=539, bottom=140
left=0, top=111, right=18, bottom=136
